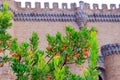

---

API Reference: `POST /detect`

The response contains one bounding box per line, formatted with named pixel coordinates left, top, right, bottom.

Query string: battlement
left=13, top=1, right=120, bottom=12
left=101, top=43, right=120, bottom=56
left=0, top=0, right=120, bottom=24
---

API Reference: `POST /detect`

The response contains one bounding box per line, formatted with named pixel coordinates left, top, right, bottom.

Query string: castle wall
left=105, top=54, right=120, bottom=80
left=86, top=22, right=120, bottom=48
left=13, top=21, right=79, bottom=50
left=0, top=0, right=120, bottom=80
left=13, top=21, right=88, bottom=76
left=101, top=43, right=120, bottom=80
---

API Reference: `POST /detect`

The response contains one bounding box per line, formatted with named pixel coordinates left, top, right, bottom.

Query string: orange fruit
left=83, top=52, right=89, bottom=58
left=61, top=47, right=65, bottom=50
left=67, top=56, right=71, bottom=60
left=82, top=48, right=85, bottom=52
left=46, top=45, right=51, bottom=50
left=75, top=53, right=80, bottom=58
left=12, top=53, right=20, bottom=57
left=12, top=54, right=15, bottom=57
left=63, top=44, right=66, bottom=47
left=0, top=41, right=2, bottom=45
left=47, top=74, right=51, bottom=79
left=74, top=52, right=77, bottom=55
left=56, top=52, right=60, bottom=56
left=16, top=53, right=20, bottom=57
left=0, top=48, right=3, bottom=53
left=16, top=57, right=19, bottom=60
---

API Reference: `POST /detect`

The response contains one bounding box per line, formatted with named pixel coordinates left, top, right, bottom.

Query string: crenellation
left=62, top=3, right=68, bottom=9
left=14, top=1, right=21, bottom=9
left=35, top=2, right=41, bottom=9
left=84, top=3, right=90, bottom=10
left=44, top=2, right=49, bottom=9
left=1, top=0, right=120, bottom=22
left=110, top=4, right=116, bottom=10
left=102, top=4, right=108, bottom=11
left=11, top=1, right=120, bottom=13
left=25, top=2, right=31, bottom=8
left=70, top=3, right=77, bottom=10
left=79, top=1, right=84, bottom=10
left=53, top=2, right=59, bottom=9
left=93, top=4, right=99, bottom=10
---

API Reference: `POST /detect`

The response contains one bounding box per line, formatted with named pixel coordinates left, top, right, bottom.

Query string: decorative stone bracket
left=101, top=43, right=120, bottom=56
left=101, top=43, right=120, bottom=80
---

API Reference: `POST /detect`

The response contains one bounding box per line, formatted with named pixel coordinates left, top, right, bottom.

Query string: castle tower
left=101, top=43, right=120, bottom=80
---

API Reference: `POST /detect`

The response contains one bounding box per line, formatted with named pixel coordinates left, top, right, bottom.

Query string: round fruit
left=63, top=44, right=66, bottom=47
left=75, top=53, right=80, bottom=58
left=67, top=56, right=71, bottom=60
left=61, top=47, right=65, bottom=50
left=82, top=48, right=85, bottom=52
left=12, top=53, right=16, bottom=57
left=46, top=45, right=51, bottom=50
left=0, top=48, right=3, bottom=53
left=83, top=52, right=89, bottom=58
left=0, top=41, right=2, bottom=45
left=16, top=57, right=19, bottom=60
left=56, top=52, right=60, bottom=56
left=15, top=53, right=20, bottom=57
left=47, top=74, right=51, bottom=79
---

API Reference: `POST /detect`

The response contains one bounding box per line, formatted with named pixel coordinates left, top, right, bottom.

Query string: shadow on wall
left=99, top=75, right=103, bottom=80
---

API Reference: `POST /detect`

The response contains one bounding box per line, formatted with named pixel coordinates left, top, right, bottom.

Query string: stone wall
left=13, top=21, right=79, bottom=50
left=101, top=43, right=120, bottom=80
left=86, top=22, right=120, bottom=48
left=0, top=0, right=120, bottom=80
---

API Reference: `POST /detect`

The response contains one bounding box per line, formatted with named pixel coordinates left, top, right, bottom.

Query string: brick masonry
left=0, top=0, right=120, bottom=80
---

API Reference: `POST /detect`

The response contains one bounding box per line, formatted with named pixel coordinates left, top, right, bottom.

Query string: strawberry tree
left=45, top=26, right=99, bottom=80
left=83, top=31, right=99, bottom=80
left=0, top=1, right=12, bottom=67
left=0, top=1, right=99, bottom=80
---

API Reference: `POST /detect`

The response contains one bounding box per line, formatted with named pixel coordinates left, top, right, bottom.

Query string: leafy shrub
left=0, top=2, right=99, bottom=80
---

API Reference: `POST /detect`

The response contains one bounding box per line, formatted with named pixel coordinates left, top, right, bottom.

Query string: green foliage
left=46, top=25, right=91, bottom=66
left=45, top=25, right=99, bottom=80
left=0, top=1, right=12, bottom=65
left=0, top=1, right=99, bottom=80
left=83, top=31, right=99, bottom=80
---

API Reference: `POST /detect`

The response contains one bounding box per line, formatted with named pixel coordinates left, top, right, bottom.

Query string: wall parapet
left=13, top=11, right=120, bottom=22
left=101, top=43, right=120, bottom=56
left=0, top=1, right=120, bottom=23
left=88, top=13, right=120, bottom=22
left=13, top=1, right=120, bottom=12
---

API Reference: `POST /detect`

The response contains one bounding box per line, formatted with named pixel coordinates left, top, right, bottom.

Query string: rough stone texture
left=0, top=0, right=120, bottom=80
left=104, top=54, right=120, bottom=80
left=13, top=21, right=79, bottom=50
left=86, top=22, right=120, bottom=47
left=101, top=43, right=120, bottom=80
